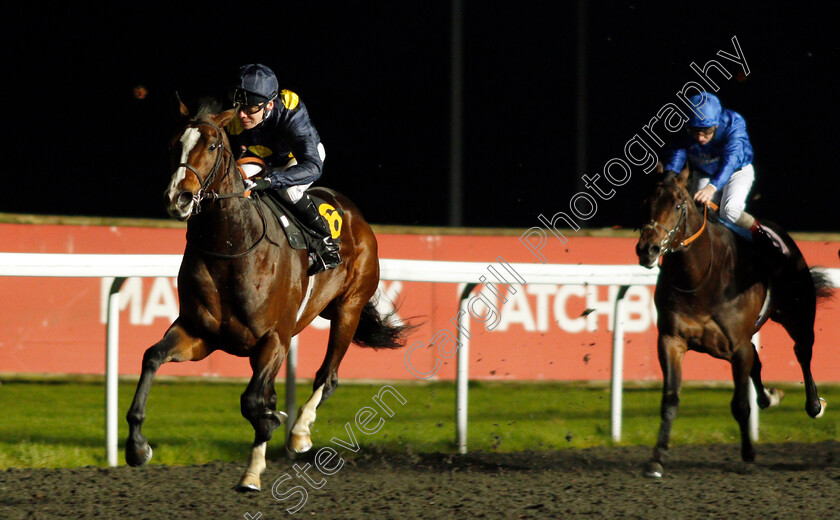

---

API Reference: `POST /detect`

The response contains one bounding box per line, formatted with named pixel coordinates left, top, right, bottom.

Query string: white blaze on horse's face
left=166, top=127, right=202, bottom=220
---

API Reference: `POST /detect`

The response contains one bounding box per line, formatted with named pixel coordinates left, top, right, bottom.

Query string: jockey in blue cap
left=662, top=92, right=784, bottom=255
left=226, top=63, right=340, bottom=273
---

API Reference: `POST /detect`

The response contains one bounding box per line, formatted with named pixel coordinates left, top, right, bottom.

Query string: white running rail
left=2, top=252, right=837, bottom=463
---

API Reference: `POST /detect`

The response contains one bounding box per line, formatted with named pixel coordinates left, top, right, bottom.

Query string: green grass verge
left=0, top=379, right=837, bottom=469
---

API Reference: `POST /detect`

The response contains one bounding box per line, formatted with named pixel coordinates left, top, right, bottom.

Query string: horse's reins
left=681, top=202, right=718, bottom=246
left=642, top=199, right=718, bottom=253
left=643, top=198, right=719, bottom=293
left=178, top=119, right=278, bottom=258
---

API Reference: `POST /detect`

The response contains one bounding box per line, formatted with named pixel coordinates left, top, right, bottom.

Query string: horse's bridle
left=641, top=199, right=691, bottom=255
left=177, top=119, right=247, bottom=214
left=642, top=194, right=715, bottom=292
left=177, top=118, right=279, bottom=258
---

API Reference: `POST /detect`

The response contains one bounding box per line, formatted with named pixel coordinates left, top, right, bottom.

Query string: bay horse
left=125, top=100, right=411, bottom=491
left=636, top=167, right=831, bottom=478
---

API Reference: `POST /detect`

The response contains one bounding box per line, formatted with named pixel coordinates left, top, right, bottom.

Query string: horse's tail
left=810, top=267, right=835, bottom=304
left=352, top=300, right=418, bottom=350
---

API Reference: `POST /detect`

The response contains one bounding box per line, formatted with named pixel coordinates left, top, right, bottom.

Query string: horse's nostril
left=650, top=245, right=661, bottom=255
left=177, top=191, right=194, bottom=209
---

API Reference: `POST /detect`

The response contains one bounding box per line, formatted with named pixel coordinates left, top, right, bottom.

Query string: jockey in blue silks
left=663, top=92, right=783, bottom=254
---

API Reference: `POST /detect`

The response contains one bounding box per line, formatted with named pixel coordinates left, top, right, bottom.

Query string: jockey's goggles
left=229, top=87, right=274, bottom=111
left=236, top=102, right=269, bottom=115
left=686, top=125, right=717, bottom=136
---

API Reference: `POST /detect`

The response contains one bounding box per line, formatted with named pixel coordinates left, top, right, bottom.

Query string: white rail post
left=105, top=277, right=127, bottom=467
left=456, top=283, right=477, bottom=454
left=610, top=285, right=630, bottom=442
left=285, top=335, right=299, bottom=439
left=749, top=331, right=760, bottom=441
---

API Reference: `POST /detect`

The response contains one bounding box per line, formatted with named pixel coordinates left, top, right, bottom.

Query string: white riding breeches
left=695, top=164, right=755, bottom=225
left=280, top=143, right=326, bottom=203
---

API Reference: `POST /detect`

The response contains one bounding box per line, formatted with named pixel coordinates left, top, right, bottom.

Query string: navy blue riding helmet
left=687, top=92, right=722, bottom=129
left=229, top=64, right=279, bottom=106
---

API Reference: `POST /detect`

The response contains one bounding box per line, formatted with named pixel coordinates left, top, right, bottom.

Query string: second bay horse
left=636, top=167, right=831, bottom=478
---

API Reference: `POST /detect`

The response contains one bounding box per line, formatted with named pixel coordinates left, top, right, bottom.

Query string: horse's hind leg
left=125, top=321, right=209, bottom=467
left=775, top=282, right=825, bottom=418
left=645, top=334, right=685, bottom=478
left=287, top=299, right=361, bottom=454
left=750, top=342, right=784, bottom=409
left=781, top=322, right=825, bottom=418
left=237, top=330, right=289, bottom=492
left=731, top=342, right=757, bottom=462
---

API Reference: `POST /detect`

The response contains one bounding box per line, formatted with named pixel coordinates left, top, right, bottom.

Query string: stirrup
left=307, top=253, right=341, bottom=275
left=307, top=239, right=341, bottom=274
left=319, top=246, right=342, bottom=269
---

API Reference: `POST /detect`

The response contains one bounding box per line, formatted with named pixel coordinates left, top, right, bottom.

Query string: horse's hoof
left=235, top=472, right=261, bottom=492
left=741, top=447, right=756, bottom=463
left=765, top=388, right=784, bottom=407
left=643, top=461, right=664, bottom=478
left=287, top=434, right=313, bottom=454
left=125, top=440, right=153, bottom=467
left=814, top=397, right=827, bottom=419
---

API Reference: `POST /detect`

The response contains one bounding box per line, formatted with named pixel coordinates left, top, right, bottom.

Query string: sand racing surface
left=2, top=441, right=839, bottom=519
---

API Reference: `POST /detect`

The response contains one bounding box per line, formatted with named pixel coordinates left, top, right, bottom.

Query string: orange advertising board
left=1, top=221, right=838, bottom=383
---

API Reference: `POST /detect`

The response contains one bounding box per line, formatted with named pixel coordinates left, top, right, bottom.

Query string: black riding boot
left=292, top=194, right=342, bottom=273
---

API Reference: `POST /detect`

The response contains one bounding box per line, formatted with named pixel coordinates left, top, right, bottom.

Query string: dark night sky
left=3, top=2, right=837, bottom=231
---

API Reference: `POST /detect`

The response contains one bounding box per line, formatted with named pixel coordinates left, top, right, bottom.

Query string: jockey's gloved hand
left=245, top=178, right=273, bottom=191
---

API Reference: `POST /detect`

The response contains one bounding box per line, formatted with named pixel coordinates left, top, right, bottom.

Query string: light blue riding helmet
left=687, top=92, right=722, bottom=128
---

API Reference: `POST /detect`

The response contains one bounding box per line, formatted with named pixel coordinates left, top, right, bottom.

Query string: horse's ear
left=675, top=165, right=691, bottom=188
left=654, top=162, right=664, bottom=175
left=175, top=91, right=190, bottom=119
left=216, top=108, right=237, bottom=128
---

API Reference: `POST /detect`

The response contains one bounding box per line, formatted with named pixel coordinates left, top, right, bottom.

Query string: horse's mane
left=659, top=169, right=698, bottom=196
left=661, top=170, right=679, bottom=185
left=195, top=97, right=223, bottom=118
left=654, top=169, right=720, bottom=223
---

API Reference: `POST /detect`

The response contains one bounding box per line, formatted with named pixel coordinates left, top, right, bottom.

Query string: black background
left=3, top=1, right=837, bottom=231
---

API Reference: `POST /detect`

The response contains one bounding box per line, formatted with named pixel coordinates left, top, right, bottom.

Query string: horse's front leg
left=125, top=321, right=209, bottom=466
left=645, top=334, right=686, bottom=478
left=237, top=330, right=288, bottom=492
left=731, top=342, right=757, bottom=462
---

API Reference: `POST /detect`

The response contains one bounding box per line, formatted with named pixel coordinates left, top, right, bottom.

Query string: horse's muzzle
left=636, top=240, right=661, bottom=268
left=166, top=190, right=196, bottom=221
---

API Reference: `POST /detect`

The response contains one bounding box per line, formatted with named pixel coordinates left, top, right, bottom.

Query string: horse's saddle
left=236, top=157, right=342, bottom=253
left=717, top=217, right=791, bottom=256
left=256, top=191, right=341, bottom=252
